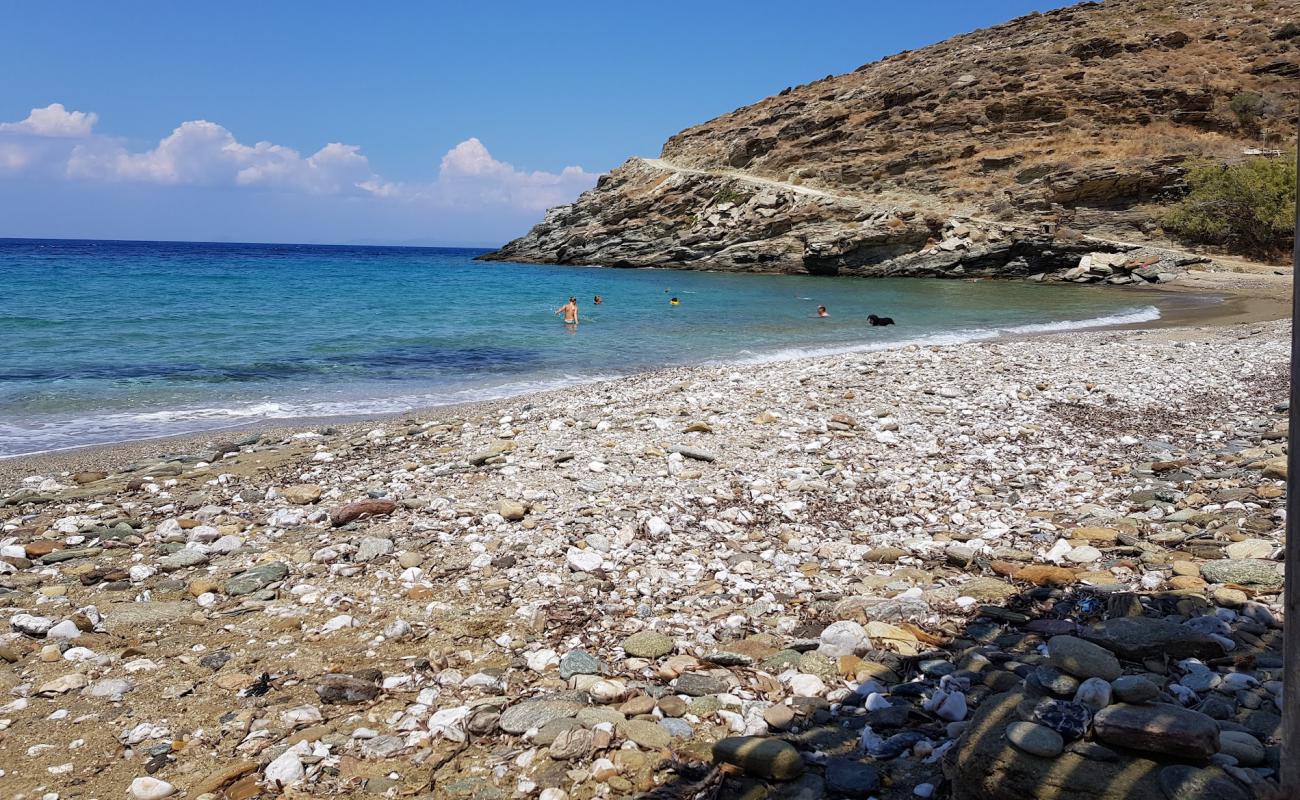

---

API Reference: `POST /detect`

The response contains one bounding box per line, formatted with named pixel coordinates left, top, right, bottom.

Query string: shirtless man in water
left=556, top=296, right=579, bottom=325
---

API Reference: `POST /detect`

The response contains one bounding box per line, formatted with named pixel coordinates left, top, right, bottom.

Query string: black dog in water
left=867, top=314, right=896, bottom=326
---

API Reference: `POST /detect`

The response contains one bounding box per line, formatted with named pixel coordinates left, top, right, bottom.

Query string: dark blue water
left=0, top=238, right=1169, bottom=457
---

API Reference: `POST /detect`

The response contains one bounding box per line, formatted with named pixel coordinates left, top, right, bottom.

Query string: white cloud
left=0, top=103, right=597, bottom=211
left=0, top=103, right=98, bottom=137
left=431, top=137, right=598, bottom=211
left=65, top=120, right=388, bottom=196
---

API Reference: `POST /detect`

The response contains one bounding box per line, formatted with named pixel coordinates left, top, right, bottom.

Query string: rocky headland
left=0, top=318, right=1291, bottom=799
left=483, top=0, right=1297, bottom=281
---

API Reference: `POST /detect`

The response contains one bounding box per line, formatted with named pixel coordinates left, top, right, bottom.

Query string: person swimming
left=817, top=305, right=829, bottom=317
left=669, top=297, right=680, bottom=306
left=556, top=296, right=579, bottom=325
left=593, top=295, right=602, bottom=305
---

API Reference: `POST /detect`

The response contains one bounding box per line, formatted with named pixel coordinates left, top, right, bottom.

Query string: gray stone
left=1217, top=730, right=1264, bottom=766
left=159, top=548, right=208, bottom=570
left=1157, top=765, right=1249, bottom=800
left=1005, top=721, right=1064, bottom=757
left=559, top=650, right=601, bottom=680
left=823, top=758, right=881, bottom=797
left=712, top=736, right=805, bottom=780
left=617, top=719, right=671, bottom=749
left=1033, top=665, right=1080, bottom=696
left=670, top=446, right=716, bottom=462
left=499, top=699, right=583, bottom=734
left=1092, top=703, right=1219, bottom=760
left=659, top=717, right=693, bottom=738
left=621, top=630, right=674, bottom=658
left=547, top=727, right=594, bottom=760
left=354, top=537, right=394, bottom=563
left=1085, top=617, right=1223, bottom=660
left=1047, top=635, right=1121, bottom=681
left=225, top=561, right=289, bottom=595
left=675, top=672, right=730, bottom=697
left=1198, top=559, right=1282, bottom=588
left=1112, top=676, right=1160, bottom=704
left=533, top=717, right=583, bottom=746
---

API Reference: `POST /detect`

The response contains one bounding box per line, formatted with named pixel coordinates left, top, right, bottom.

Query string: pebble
left=0, top=317, right=1289, bottom=799
left=712, top=736, right=805, bottom=780
left=1046, top=636, right=1121, bottom=681
left=1005, top=721, right=1064, bottom=757
left=621, top=631, right=674, bottom=659
left=128, top=777, right=176, bottom=799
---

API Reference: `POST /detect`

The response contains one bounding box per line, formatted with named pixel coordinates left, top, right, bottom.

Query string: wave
left=0, top=305, right=1161, bottom=459
left=719, top=305, right=1162, bottom=365
left=0, top=372, right=620, bottom=459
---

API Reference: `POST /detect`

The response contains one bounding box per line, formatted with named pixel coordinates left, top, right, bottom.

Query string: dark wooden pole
left=1283, top=135, right=1299, bottom=797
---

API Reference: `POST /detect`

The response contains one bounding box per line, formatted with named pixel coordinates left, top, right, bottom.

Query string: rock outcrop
left=484, top=0, right=1298, bottom=277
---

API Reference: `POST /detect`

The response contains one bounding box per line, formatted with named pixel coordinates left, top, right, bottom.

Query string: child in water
left=817, top=305, right=828, bottom=317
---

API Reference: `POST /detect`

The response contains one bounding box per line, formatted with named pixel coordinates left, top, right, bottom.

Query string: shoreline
left=0, top=274, right=1288, bottom=486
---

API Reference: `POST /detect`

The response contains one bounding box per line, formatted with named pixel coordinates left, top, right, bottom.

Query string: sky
left=0, top=1, right=1071, bottom=247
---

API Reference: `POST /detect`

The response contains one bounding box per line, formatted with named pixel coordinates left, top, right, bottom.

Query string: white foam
left=721, top=305, right=1161, bottom=366
left=0, top=305, right=1161, bottom=459
left=0, top=372, right=621, bottom=459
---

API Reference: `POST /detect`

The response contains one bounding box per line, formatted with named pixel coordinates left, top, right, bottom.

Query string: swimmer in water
left=817, top=305, right=829, bottom=317
left=670, top=297, right=680, bottom=306
left=593, top=295, right=602, bottom=305
left=556, top=296, right=579, bottom=325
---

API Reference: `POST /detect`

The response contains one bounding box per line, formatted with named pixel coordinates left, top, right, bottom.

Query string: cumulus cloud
left=65, top=120, right=388, bottom=196
left=0, top=103, right=98, bottom=137
left=0, top=103, right=596, bottom=211
left=432, top=137, right=598, bottom=211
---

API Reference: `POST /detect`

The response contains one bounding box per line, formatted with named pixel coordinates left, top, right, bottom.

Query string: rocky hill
left=483, top=0, right=1298, bottom=280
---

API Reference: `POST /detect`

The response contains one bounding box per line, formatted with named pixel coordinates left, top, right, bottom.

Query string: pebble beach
left=0, top=309, right=1293, bottom=800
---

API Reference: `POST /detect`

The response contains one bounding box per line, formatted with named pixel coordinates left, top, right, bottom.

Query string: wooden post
left=1283, top=137, right=1300, bottom=798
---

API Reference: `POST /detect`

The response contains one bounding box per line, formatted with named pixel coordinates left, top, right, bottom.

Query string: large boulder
left=1091, top=703, right=1219, bottom=760
left=944, top=690, right=1165, bottom=800
left=1083, top=617, right=1222, bottom=661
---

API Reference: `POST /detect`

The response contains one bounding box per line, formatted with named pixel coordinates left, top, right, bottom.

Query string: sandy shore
left=0, top=288, right=1290, bottom=798
left=0, top=271, right=1289, bottom=489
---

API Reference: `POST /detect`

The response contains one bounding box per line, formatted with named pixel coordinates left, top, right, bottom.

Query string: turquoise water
left=1, top=238, right=1180, bottom=457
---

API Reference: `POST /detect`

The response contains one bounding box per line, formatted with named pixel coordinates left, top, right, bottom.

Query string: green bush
left=1275, top=21, right=1300, bottom=40
left=1163, top=155, right=1296, bottom=258
left=1229, top=92, right=1270, bottom=129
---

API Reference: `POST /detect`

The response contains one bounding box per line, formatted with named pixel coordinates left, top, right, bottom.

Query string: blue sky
left=1, top=1, right=1069, bottom=246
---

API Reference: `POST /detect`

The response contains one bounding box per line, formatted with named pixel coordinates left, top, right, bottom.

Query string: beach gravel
left=0, top=318, right=1289, bottom=798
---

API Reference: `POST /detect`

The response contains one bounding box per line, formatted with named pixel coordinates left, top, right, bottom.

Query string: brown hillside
left=484, top=0, right=1297, bottom=279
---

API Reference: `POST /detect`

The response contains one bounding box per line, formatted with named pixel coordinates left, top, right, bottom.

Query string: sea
left=0, top=238, right=1208, bottom=458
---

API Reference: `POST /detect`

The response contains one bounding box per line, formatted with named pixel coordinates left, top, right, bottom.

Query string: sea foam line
left=0, top=305, right=1161, bottom=459
left=722, top=305, right=1161, bottom=365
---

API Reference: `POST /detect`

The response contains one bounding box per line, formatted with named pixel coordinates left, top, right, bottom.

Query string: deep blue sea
left=0, top=238, right=1192, bottom=457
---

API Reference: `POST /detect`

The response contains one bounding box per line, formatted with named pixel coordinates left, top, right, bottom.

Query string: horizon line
left=0, top=235, right=500, bottom=251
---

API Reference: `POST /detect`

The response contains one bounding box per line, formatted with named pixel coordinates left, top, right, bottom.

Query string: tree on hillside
left=1162, top=155, right=1296, bottom=259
